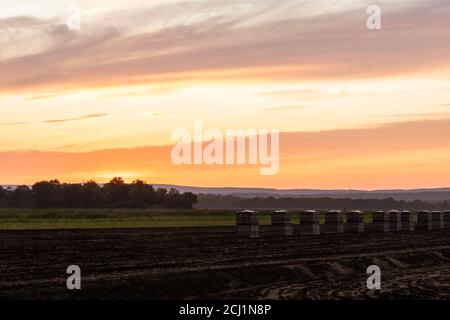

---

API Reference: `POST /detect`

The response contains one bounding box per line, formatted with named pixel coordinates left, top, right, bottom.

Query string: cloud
left=265, top=105, right=305, bottom=111
left=27, top=93, right=61, bottom=100
left=260, top=89, right=350, bottom=100
left=44, top=113, right=108, bottom=124
left=0, top=16, right=59, bottom=60
left=1, top=121, right=27, bottom=126
left=260, top=89, right=323, bottom=99
left=373, top=112, right=450, bottom=119
left=281, top=118, right=450, bottom=156
left=0, top=0, right=449, bottom=93
left=107, top=85, right=182, bottom=98
left=0, top=16, right=49, bottom=28
left=2, top=118, right=450, bottom=189
left=138, top=112, right=167, bottom=119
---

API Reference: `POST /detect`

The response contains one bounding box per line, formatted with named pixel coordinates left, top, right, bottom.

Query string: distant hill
left=4, top=184, right=450, bottom=202
left=152, top=185, right=450, bottom=202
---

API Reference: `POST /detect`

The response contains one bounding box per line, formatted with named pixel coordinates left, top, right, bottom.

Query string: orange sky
left=1, top=0, right=450, bottom=189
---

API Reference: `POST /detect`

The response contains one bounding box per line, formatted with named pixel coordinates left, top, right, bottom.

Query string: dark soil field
left=1, top=226, right=450, bottom=300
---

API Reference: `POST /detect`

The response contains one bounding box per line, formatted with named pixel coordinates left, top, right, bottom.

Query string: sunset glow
left=1, top=0, right=450, bottom=189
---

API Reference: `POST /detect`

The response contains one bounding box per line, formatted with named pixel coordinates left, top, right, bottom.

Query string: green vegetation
left=0, top=208, right=232, bottom=230
left=0, top=208, right=380, bottom=230
left=0, top=217, right=233, bottom=230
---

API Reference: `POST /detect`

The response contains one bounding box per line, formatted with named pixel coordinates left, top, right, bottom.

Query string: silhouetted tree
left=6, top=186, right=34, bottom=207
left=155, top=188, right=168, bottom=206
left=128, top=180, right=155, bottom=208
left=0, top=186, right=6, bottom=206
left=81, top=180, right=103, bottom=207
left=196, top=194, right=439, bottom=210
left=103, top=177, right=130, bottom=207
left=62, top=183, right=83, bottom=208
left=6, top=178, right=444, bottom=211
left=32, top=180, right=61, bottom=208
left=0, top=178, right=204, bottom=209
left=180, top=192, right=198, bottom=209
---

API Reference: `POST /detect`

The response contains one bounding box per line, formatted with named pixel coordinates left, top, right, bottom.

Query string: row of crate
left=236, top=209, right=450, bottom=238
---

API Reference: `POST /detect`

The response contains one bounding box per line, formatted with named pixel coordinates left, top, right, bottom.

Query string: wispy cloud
left=3, top=118, right=450, bottom=188
left=266, top=105, right=306, bottom=111
left=1, top=121, right=27, bottom=126
left=138, top=112, right=167, bottom=119
left=27, top=93, right=62, bottom=101
left=373, top=112, right=450, bottom=119
left=108, top=85, right=182, bottom=98
left=0, top=0, right=449, bottom=93
left=44, top=113, right=108, bottom=124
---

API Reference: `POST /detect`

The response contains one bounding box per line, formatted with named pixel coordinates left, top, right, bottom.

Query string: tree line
left=197, top=194, right=450, bottom=210
left=2, top=179, right=450, bottom=210
left=0, top=178, right=198, bottom=209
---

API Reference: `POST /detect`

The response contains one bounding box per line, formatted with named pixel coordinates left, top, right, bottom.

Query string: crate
left=347, top=211, right=364, bottom=223
left=271, top=211, right=292, bottom=225
left=272, top=224, right=293, bottom=236
left=298, top=223, right=320, bottom=235
left=432, top=211, right=444, bottom=229
left=401, top=211, right=414, bottom=231
left=324, top=223, right=344, bottom=234
left=299, top=210, right=320, bottom=224
left=237, top=224, right=259, bottom=238
left=325, top=211, right=343, bottom=223
left=417, top=211, right=432, bottom=230
left=444, top=211, right=450, bottom=229
left=236, top=210, right=259, bottom=225
left=388, top=211, right=402, bottom=231
left=345, top=222, right=364, bottom=233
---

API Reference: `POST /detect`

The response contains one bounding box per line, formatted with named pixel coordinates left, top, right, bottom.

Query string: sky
left=0, top=0, right=450, bottom=189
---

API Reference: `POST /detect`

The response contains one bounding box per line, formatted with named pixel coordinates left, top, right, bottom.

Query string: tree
left=0, top=186, right=6, bottom=206
left=103, top=177, right=130, bottom=207
left=165, top=188, right=181, bottom=208
left=0, top=178, right=200, bottom=209
left=81, top=180, right=103, bottom=208
left=62, top=183, right=83, bottom=208
left=6, top=186, right=34, bottom=207
left=32, top=180, right=61, bottom=208
left=155, top=187, right=168, bottom=205
left=180, top=192, right=198, bottom=209
left=128, top=180, right=148, bottom=208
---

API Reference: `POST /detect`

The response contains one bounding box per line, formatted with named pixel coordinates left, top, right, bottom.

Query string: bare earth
left=1, top=226, right=450, bottom=299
